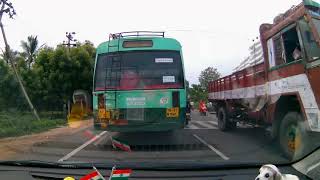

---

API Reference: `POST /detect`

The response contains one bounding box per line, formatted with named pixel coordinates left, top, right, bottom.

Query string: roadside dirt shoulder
left=0, top=119, right=92, bottom=160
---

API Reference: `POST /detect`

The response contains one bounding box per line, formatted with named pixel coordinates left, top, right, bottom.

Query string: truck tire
left=279, top=112, right=309, bottom=161
left=217, top=107, right=236, bottom=131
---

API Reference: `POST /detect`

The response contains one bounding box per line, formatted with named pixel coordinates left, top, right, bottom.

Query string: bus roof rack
left=109, top=31, right=165, bottom=40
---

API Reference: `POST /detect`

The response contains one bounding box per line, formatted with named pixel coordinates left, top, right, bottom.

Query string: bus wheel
left=279, top=112, right=309, bottom=161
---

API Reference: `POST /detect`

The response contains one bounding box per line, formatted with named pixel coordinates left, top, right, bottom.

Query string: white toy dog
left=255, top=164, right=299, bottom=180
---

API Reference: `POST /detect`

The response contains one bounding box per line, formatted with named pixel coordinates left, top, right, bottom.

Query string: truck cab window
left=273, top=36, right=286, bottom=66
left=299, top=19, right=320, bottom=61
left=272, top=26, right=301, bottom=67
left=282, top=26, right=301, bottom=63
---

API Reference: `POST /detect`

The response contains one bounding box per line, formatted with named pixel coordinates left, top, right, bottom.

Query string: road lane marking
left=307, top=160, right=320, bottom=173
left=94, top=131, right=117, bottom=146
left=193, top=134, right=230, bottom=160
left=185, top=121, right=218, bottom=129
left=207, top=120, right=218, bottom=126
left=186, top=124, right=198, bottom=129
left=58, top=131, right=107, bottom=162
left=93, top=133, right=109, bottom=146
left=194, top=121, right=217, bottom=129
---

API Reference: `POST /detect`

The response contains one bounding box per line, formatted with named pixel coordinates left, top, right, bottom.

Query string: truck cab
left=208, top=1, right=320, bottom=161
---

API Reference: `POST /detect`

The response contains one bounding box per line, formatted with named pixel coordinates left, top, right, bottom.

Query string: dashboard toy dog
left=255, top=164, right=299, bottom=180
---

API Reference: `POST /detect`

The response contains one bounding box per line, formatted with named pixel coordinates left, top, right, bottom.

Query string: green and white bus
left=93, top=31, right=187, bottom=132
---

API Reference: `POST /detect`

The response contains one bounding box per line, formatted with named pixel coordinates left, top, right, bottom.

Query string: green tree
left=198, top=67, right=220, bottom=90
left=33, top=42, right=95, bottom=110
left=1, top=48, right=21, bottom=65
left=0, top=60, right=26, bottom=110
left=189, top=84, right=207, bottom=103
left=21, top=35, right=39, bottom=68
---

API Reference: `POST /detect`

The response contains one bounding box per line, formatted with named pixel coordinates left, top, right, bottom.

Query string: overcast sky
left=1, top=0, right=302, bottom=84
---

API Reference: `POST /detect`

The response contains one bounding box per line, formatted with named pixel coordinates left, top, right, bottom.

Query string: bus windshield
left=95, top=50, right=184, bottom=91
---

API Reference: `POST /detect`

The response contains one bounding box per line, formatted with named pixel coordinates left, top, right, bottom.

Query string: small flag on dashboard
left=80, top=171, right=104, bottom=180
left=110, top=168, right=132, bottom=180
left=80, top=166, right=106, bottom=180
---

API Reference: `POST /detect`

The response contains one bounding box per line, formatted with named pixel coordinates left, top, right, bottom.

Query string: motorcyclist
left=199, top=100, right=207, bottom=116
left=186, top=97, right=192, bottom=125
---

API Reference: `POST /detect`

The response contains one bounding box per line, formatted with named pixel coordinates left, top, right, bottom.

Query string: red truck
left=208, top=1, right=320, bottom=160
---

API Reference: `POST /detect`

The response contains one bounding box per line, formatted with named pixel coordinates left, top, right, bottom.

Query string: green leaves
left=189, top=67, right=220, bottom=104
left=34, top=42, right=95, bottom=106
left=198, top=67, right=220, bottom=90
left=21, top=35, right=39, bottom=68
left=189, top=84, right=207, bottom=103
left=0, top=40, right=96, bottom=112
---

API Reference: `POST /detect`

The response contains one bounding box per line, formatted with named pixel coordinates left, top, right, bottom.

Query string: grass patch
left=0, top=111, right=66, bottom=138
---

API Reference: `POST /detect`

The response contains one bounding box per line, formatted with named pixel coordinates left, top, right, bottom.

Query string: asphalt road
left=9, top=111, right=289, bottom=164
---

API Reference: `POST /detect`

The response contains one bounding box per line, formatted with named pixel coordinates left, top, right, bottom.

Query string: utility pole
left=0, top=0, right=40, bottom=121
left=62, top=32, right=77, bottom=52
left=62, top=32, right=77, bottom=117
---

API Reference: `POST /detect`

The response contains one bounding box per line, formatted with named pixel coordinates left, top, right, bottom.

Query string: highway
left=7, top=111, right=288, bottom=164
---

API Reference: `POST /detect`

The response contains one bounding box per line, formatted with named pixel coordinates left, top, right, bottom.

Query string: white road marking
left=94, top=131, right=117, bottom=146
left=194, top=121, right=217, bottom=129
left=93, top=133, right=109, bottom=146
left=185, top=121, right=218, bottom=130
left=193, top=134, right=230, bottom=160
left=58, top=131, right=107, bottom=162
left=207, top=120, right=218, bottom=126
left=186, top=124, right=198, bottom=129
left=307, top=160, right=320, bottom=173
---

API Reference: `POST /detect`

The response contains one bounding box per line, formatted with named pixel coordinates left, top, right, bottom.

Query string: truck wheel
left=217, top=107, right=228, bottom=131
left=279, top=112, right=309, bottom=161
left=228, top=121, right=237, bottom=130
left=217, top=107, right=236, bottom=131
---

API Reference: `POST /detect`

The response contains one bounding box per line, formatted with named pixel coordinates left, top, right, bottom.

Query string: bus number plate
left=166, top=108, right=179, bottom=118
left=98, top=109, right=110, bottom=119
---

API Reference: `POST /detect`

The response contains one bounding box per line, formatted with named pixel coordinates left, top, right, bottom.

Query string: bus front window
left=94, top=51, right=184, bottom=91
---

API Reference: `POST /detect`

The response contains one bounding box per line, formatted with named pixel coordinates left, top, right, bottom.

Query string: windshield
left=299, top=19, right=320, bottom=61
left=1, top=1, right=320, bottom=179
left=94, top=51, right=184, bottom=91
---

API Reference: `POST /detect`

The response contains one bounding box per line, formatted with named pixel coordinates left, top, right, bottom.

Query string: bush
left=0, top=111, right=66, bottom=138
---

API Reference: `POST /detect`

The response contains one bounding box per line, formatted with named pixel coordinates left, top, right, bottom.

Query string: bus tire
left=279, top=112, right=309, bottom=161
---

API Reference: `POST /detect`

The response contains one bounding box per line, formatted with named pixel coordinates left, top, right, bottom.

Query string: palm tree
left=0, top=47, right=20, bottom=65
left=21, top=35, right=39, bottom=68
